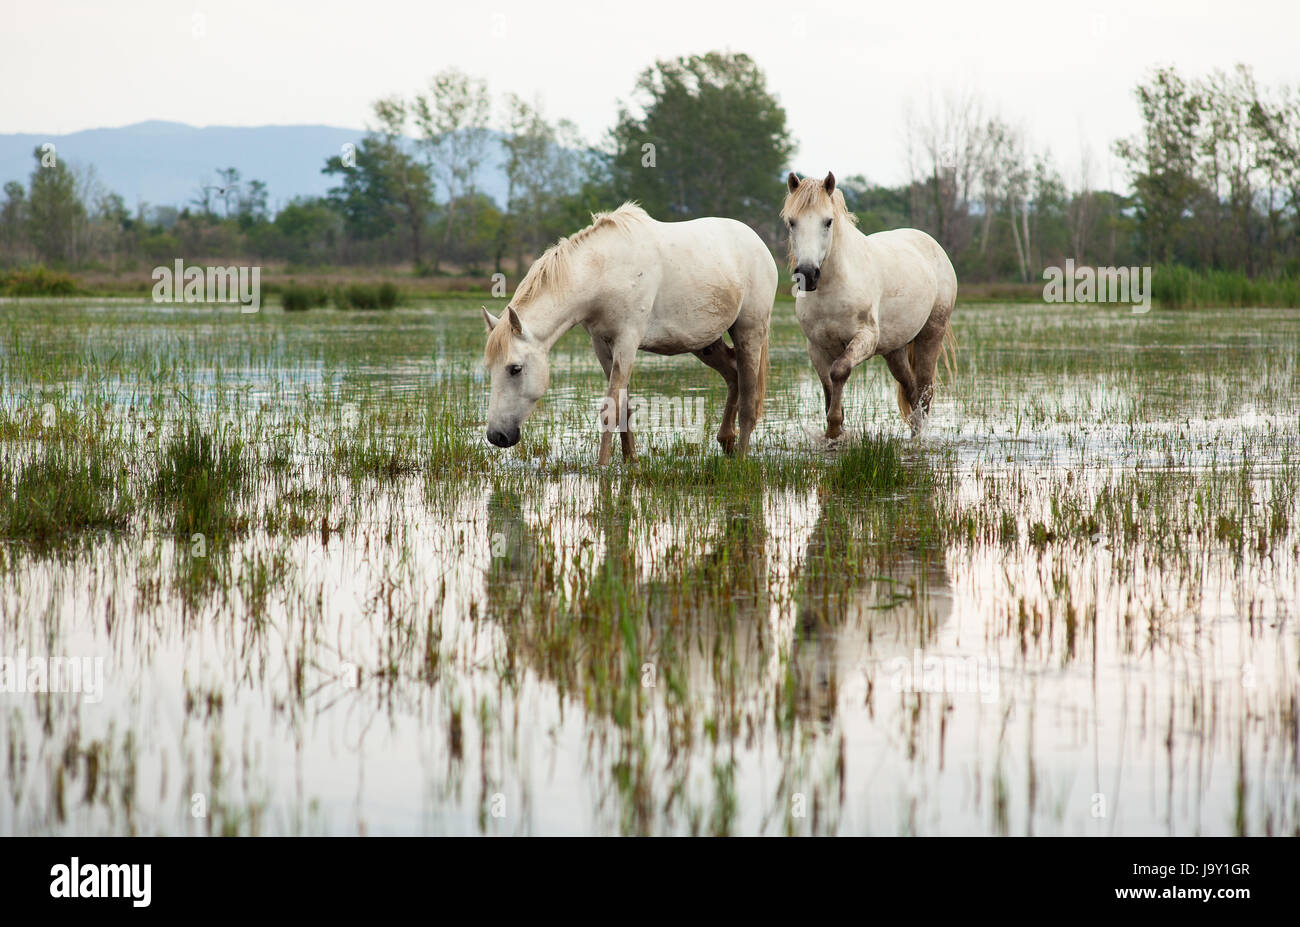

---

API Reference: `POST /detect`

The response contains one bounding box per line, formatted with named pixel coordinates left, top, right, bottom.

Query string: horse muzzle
left=794, top=264, right=821, bottom=292
left=487, top=426, right=520, bottom=448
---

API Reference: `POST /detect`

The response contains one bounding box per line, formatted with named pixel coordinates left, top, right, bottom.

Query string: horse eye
left=788, top=219, right=796, bottom=229
left=508, top=364, right=523, bottom=376
left=824, top=218, right=833, bottom=228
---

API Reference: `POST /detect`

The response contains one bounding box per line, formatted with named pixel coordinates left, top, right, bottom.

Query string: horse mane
left=780, top=178, right=859, bottom=225
left=485, top=202, right=647, bottom=365
left=514, top=202, right=647, bottom=306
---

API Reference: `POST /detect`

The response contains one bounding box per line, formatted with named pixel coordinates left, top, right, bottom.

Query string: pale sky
left=4, top=0, right=1297, bottom=188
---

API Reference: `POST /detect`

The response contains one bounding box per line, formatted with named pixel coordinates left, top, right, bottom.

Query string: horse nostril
left=795, top=265, right=821, bottom=291
left=790, top=263, right=821, bottom=288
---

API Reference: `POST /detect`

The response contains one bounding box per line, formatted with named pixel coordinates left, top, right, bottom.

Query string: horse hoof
left=717, top=435, right=736, bottom=455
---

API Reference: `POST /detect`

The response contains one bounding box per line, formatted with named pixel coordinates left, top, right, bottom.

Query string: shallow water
left=0, top=298, right=1297, bottom=835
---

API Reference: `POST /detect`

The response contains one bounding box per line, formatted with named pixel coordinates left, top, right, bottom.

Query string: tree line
left=2, top=54, right=1298, bottom=285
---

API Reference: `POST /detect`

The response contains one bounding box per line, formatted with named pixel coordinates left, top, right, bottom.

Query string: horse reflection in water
left=484, top=481, right=772, bottom=698
left=793, top=503, right=953, bottom=732
left=482, top=482, right=953, bottom=833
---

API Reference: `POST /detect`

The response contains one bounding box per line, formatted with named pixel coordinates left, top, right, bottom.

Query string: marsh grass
left=0, top=266, right=78, bottom=296
left=332, top=281, right=399, bottom=310
left=0, top=439, right=130, bottom=546
left=332, top=438, right=420, bottom=480
left=279, top=282, right=329, bottom=312
left=824, top=433, right=935, bottom=494
left=1, top=298, right=1297, bottom=836
left=1153, top=264, right=1300, bottom=309
left=620, top=438, right=819, bottom=494
left=423, top=406, right=491, bottom=478
left=151, top=422, right=250, bottom=537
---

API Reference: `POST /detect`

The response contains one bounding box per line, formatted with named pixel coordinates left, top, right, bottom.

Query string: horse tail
left=755, top=334, right=770, bottom=420
left=940, top=321, right=958, bottom=387
left=896, top=342, right=915, bottom=425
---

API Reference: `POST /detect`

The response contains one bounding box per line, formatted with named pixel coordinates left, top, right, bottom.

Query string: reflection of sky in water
left=0, top=301, right=1297, bottom=834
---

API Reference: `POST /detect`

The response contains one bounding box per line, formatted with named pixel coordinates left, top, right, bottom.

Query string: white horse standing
left=482, top=203, right=777, bottom=464
left=782, top=172, right=957, bottom=438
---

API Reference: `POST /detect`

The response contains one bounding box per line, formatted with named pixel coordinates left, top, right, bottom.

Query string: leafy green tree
left=500, top=94, right=593, bottom=276
left=412, top=69, right=493, bottom=272
left=26, top=147, right=86, bottom=264
left=238, top=179, right=269, bottom=228
left=1, top=181, right=28, bottom=261
left=215, top=167, right=242, bottom=217
left=1250, top=83, right=1300, bottom=268
left=837, top=175, right=911, bottom=234
left=430, top=192, right=503, bottom=273
left=323, top=99, right=433, bottom=265
left=1114, top=68, right=1207, bottom=265
left=271, top=197, right=343, bottom=265
left=610, top=52, right=794, bottom=227
left=324, top=137, right=396, bottom=241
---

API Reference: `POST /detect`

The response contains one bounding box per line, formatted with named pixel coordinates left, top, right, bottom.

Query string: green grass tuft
left=151, top=422, right=250, bottom=537
left=0, top=266, right=78, bottom=297
left=332, top=282, right=399, bottom=310
left=280, top=282, right=329, bottom=312
left=824, top=434, right=932, bottom=494
left=0, top=442, right=130, bottom=545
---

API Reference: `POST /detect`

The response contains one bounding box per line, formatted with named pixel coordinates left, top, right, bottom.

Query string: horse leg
left=693, top=338, right=739, bottom=453
left=591, top=333, right=636, bottom=461
left=904, top=315, right=949, bottom=433
left=807, top=341, right=835, bottom=421
left=883, top=346, right=921, bottom=434
left=729, top=316, right=771, bottom=456
left=909, top=318, right=951, bottom=418
left=592, top=333, right=618, bottom=464
left=591, top=331, right=614, bottom=380
left=597, top=338, right=638, bottom=466
left=826, top=329, right=878, bottom=440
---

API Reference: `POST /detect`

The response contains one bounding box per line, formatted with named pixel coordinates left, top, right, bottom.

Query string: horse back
left=638, top=218, right=776, bottom=353
left=863, top=228, right=955, bottom=291
left=858, top=228, right=957, bottom=350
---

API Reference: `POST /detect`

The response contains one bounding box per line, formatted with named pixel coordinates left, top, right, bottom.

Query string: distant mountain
left=0, top=121, right=514, bottom=215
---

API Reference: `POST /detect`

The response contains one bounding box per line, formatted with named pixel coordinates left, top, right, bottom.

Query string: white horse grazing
left=482, top=203, right=777, bottom=464
left=782, top=172, right=957, bottom=438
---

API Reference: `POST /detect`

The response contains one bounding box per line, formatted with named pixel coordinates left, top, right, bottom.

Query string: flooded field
left=1, top=298, right=1297, bottom=835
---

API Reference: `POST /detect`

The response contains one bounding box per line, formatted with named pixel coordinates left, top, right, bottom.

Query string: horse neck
left=821, top=219, right=858, bottom=287
left=516, top=295, right=580, bottom=352
left=518, top=240, right=616, bottom=349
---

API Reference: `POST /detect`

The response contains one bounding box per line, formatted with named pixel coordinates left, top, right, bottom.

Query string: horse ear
left=481, top=306, right=499, bottom=333
left=824, top=171, right=836, bottom=195
left=787, top=172, right=800, bottom=193
left=506, top=306, right=525, bottom=337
